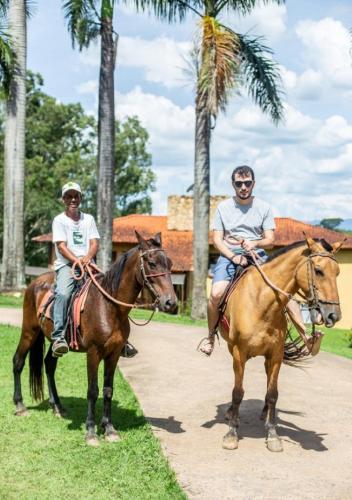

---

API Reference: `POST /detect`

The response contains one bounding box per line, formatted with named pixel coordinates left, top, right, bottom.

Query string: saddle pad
left=37, top=279, right=92, bottom=323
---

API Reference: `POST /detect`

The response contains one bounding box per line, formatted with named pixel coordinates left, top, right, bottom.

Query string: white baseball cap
left=62, top=182, right=82, bottom=197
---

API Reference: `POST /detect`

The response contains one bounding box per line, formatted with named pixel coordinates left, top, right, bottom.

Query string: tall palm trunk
left=97, top=12, right=115, bottom=271
left=191, top=88, right=211, bottom=319
left=1, top=0, right=26, bottom=290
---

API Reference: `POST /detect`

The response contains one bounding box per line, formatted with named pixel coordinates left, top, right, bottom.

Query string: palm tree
left=1, top=0, right=26, bottom=290
left=63, top=0, right=118, bottom=270
left=139, top=0, right=284, bottom=318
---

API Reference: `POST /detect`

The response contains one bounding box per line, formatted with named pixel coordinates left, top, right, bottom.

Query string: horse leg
left=85, top=347, right=100, bottom=447
left=260, top=359, right=269, bottom=421
left=44, top=345, right=66, bottom=417
left=101, top=352, right=120, bottom=442
left=264, top=356, right=283, bottom=452
left=13, top=328, right=38, bottom=416
left=223, top=347, right=245, bottom=450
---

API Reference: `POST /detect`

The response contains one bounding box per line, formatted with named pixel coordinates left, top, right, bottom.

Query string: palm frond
left=62, top=0, right=100, bottom=49
left=129, top=0, right=192, bottom=23
left=214, top=0, right=285, bottom=17
left=238, top=33, right=284, bottom=124
left=198, top=16, right=241, bottom=117
left=0, top=23, right=15, bottom=95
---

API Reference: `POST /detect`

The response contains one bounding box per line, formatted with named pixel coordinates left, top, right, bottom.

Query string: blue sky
left=28, top=1, right=352, bottom=221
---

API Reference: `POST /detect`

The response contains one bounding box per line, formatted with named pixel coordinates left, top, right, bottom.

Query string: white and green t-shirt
left=52, top=212, right=100, bottom=270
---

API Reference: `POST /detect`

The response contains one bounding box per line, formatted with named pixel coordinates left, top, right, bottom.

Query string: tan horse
left=220, top=237, right=343, bottom=452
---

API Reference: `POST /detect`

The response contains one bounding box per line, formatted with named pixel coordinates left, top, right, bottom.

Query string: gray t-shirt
left=212, top=197, right=275, bottom=248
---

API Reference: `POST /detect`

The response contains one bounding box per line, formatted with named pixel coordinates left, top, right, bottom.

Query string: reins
left=71, top=248, right=171, bottom=326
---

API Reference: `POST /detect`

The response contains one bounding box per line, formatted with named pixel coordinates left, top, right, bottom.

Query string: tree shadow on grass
left=201, top=398, right=327, bottom=452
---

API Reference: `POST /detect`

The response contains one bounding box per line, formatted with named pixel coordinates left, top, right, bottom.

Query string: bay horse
left=220, top=237, right=343, bottom=452
left=13, top=232, right=177, bottom=446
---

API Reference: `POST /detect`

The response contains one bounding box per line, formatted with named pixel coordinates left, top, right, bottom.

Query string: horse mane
left=100, top=247, right=137, bottom=295
left=265, top=238, right=333, bottom=263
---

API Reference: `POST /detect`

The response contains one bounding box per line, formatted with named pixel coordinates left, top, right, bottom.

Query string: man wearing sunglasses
left=200, top=165, right=275, bottom=355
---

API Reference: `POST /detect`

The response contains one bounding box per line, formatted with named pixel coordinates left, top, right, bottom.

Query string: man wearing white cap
left=51, top=182, right=100, bottom=357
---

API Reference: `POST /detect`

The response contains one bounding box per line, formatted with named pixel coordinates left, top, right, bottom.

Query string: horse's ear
left=331, top=239, right=346, bottom=254
left=135, top=231, right=147, bottom=249
left=303, top=232, right=321, bottom=253
left=152, top=232, right=162, bottom=247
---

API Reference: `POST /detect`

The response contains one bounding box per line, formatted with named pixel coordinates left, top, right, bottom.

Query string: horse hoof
left=105, top=432, right=120, bottom=443
left=53, top=407, right=67, bottom=418
left=86, top=435, right=100, bottom=447
left=15, top=403, right=29, bottom=417
left=15, top=408, right=29, bottom=417
left=266, top=437, right=283, bottom=453
left=222, top=432, right=238, bottom=450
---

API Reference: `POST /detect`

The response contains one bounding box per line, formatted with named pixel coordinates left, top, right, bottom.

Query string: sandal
left=198, top=331, right=218, bottom=356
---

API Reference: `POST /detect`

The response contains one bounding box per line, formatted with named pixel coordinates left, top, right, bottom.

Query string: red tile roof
left=33, top=215, right=352, bottom=272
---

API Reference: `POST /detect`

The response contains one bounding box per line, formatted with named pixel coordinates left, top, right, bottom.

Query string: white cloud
left=76, top=80, right=98, bottom=95
left=79, top=35, right=192, bottom=89
left=295, top=18, right=352, bottom=91
left=295, top=69, right=323, bottom=100
left=114, top=85, right=352, bottom=220
left=119, top=36, right=192, bottom=89
left=224, top=3, right=287, bottom=42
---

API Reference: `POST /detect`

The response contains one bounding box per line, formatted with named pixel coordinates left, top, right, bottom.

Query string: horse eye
left=149, top=262, right=156, bottom=269
left=315, top=267, right=324, bottom=277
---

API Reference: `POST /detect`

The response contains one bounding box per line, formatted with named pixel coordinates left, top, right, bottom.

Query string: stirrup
left=52, top=338, right=69, bottom=358
left=197, top=331, right=219, bottom=356
left=307, top=330, right=324, bottom=356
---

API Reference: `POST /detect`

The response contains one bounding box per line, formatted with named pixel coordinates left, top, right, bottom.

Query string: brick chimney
left=167, top=195, right=228, bottom=231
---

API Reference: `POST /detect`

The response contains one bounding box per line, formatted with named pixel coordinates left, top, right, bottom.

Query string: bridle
left=249, top=249, right=340, bottom=309
left=137, top=248, right=172, bottom=302
left=293, top=252, right=340, bottom=309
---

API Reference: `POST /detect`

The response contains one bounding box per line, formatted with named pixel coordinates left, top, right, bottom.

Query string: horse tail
left=29, top=330, right=45, bottom=401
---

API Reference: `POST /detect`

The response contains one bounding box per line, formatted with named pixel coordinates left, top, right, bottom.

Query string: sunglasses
left=233, top=180, right=253, bottom=188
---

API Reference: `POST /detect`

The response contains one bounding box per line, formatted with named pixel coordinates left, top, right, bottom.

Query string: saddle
left=37, top=278, right=93, bottom=350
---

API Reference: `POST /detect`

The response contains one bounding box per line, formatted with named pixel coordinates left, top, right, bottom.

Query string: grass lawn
left=0, top=293, right=23, bottom=308
left=0, top=325, right=185, bottom=500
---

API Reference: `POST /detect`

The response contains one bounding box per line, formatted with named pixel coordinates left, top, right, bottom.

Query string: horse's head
left=135, top=231, right=178, bottom=313
left=296, top=237, right=343, bottom=328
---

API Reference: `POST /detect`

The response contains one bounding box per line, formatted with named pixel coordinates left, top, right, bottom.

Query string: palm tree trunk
left=1, top=0, right=26, bottom=290
left=191, top=88, right=211, bottom=319
left=97, top=10, right=115, bottom=271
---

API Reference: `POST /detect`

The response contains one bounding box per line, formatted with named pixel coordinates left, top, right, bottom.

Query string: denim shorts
left=212, top=249, right=267, bottom=283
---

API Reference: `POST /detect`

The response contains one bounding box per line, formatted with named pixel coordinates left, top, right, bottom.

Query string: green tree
left=140, top=0, right=284, bottom=318
left=320, top=218, right=343, bottom=231
left=63, top=0, right=118, bottom=271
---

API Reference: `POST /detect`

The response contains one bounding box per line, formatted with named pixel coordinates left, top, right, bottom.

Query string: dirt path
left=3, top=308, right=352, bottom=499
left=120, top=322, right=352, bottom=500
